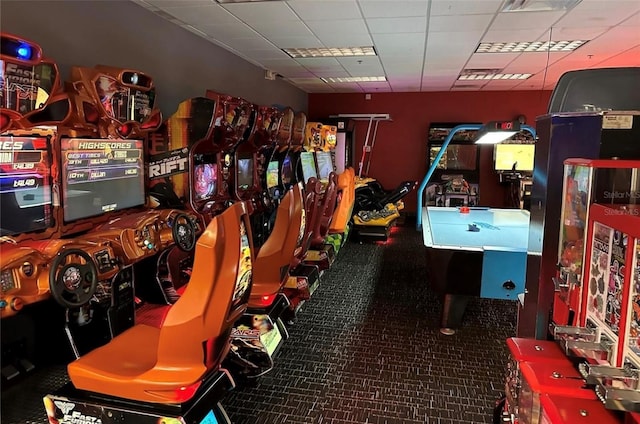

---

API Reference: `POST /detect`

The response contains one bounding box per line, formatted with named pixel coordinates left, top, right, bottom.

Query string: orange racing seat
left=67, top=202, right=253, bottom=404
left=329, top=167, right=356, bottom=235
left=249, top=183, right=304, bottom=308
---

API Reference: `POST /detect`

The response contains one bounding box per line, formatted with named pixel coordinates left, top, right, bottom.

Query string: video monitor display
left=0, top=136, right=52, bottom=236
left=429, top=144, right=478, bottom=171
left=236, top=156, right=254, bottom=191
left=1, top=60, right=57, bottom=114
left=61, top=138, right=145, bottom=222
left=94, top=74, right=155, bottom=123
left=281, top=155, right=293, bottom=185
left=193, top=163, right=217, bottom=201
left=266, top=160, right=279, bottom=190
left=300, top=152, right=318, bottom=182
left=315, top=151, right=334, bottom=181
left=494, top=144, right=535, bottom=172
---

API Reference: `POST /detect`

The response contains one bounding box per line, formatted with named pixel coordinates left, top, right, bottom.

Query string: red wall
left=308, top=90, right=552, bottom=213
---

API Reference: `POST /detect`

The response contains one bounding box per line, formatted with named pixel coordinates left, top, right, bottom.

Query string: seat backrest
left=311, top=172, right=338, bottom=247
left=329, top=167, right=356, bottom=234
left=156, top=201, right=253, bottom=368
left=253, top=183, right=304, bottom=288
left=291, top=179, right=321, bottom=266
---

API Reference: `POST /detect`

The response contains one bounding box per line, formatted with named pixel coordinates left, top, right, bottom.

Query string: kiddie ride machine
left=0, top=33, right=247, bottom=423
left=497, top=158, right=640, bottom=424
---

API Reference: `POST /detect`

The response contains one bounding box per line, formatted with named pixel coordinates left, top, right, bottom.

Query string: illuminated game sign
left=0, top=136, right=52, bottom=236
left=61, top=138, right=145, bottom=221
left=0, top=60, right=56, bottom=114
left=94, top=75, right=154, bottom=124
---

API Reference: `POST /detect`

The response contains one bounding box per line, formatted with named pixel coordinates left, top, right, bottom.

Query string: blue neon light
left=16, top=43, right=32, bottom=60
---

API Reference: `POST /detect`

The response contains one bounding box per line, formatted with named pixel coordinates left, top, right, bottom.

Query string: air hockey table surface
left=421, top=206, right=530, bottom=252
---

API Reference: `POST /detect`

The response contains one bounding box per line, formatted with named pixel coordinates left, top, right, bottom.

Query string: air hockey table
left=421, top=206, right=530, bottom=335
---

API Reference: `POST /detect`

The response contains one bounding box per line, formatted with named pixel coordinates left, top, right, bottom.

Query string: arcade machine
left=204, top=90, right=254, bottom=216
left=298, top=121, right=339, bottom=271
left=493, top=130, right=536, bottom=210
left=425, top=123, right=480, bottom=208
left=496, top=159, right=640, bottom=424
left=245, top=105, right=283, bottom=246
left=266, top=106, right=295, bottom=203
left=1, top=33, right=73, bottom=386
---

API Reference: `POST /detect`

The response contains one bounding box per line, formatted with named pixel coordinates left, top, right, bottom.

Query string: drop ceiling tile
left=251, top=20, right=315, bottom=40
left=197, top=22, right=260, bottom=39
left=465, top=52, right=519, bottom=68
left=358, top=0, right=428, bottom=18
left=269, top=35, right=324, bottom=49
left=235, top=48, right=290, bottom=61
left=372, top=33, right=426, bottom=57
left=483, top=29, right=548, bottom=43
left=153, top=3, right=233, bottom=25
left=288, top=0, right=362, bottom=20
left=225, top=37, right=278, bottom=51
left=545, top=26, right=611, bottom=40
left=428, top=14, right=494, bottom=32
left=306, top=19, right=369, bottom=36
left=430, top=0, right=503, bottom=16
left=220, top=2, right=299, bottom=23
left=556, top=6, right=638, bottom=27
left=295, top=57, right=342, bottom=67
left=145, top=0, right=215, bottom=8
left=491, top=10, right=566, bottom=30
left=315, top=33, right=374, bottom=46
left=367, top=17, right=427, bottom=33
left=311, top=70, right=351, bottom=78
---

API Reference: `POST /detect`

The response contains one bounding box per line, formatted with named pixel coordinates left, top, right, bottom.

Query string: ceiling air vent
left=502, top=0, right=582, bottom=12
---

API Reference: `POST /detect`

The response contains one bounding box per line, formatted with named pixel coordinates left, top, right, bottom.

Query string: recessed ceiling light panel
left=458, top=73, right=532, bottom=80
left=321, top=76, right=387, bottom=83
left=283, top=46, right=377, bottom=58
left=476, top=40, right=587, bottom=53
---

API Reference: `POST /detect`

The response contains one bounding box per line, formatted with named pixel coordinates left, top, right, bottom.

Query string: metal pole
left=358, top=116, right=374, bottom=178
left=364, top=120, right=380, bottom=177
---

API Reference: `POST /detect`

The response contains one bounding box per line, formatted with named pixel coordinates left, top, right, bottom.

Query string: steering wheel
left=49, top=249, right=99, bottom=308
left=172, top=213, right=197, bottom=252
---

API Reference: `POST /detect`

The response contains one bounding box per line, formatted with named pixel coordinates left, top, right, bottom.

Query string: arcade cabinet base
left=44, top=369, right=234, bottom=423
left=352, top=218, right=396, bottom=243
left=304, top=244, right=336, bottom=271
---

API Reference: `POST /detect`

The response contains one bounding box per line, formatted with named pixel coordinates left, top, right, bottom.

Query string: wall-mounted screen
left=61, top=138, right=145, bottom=222
left=0, top=136, right=52, bottom=236
left=315, top=151, right=334, bottom=181
left=266, top=160, right=279, bottom=190
left=429, top=144, right=478, bottom=171
left=300, top=151, right=318, bottom=182
left=494, top=144, right=535, bottom=172
left=236, top=156, right=254, bottom=191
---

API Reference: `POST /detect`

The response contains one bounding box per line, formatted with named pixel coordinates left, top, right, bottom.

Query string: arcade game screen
left=0, top=58, right=57, bottom=113
left=281, top=155, right=293, bottom=186
left=429, top=144, right=477, bottom=170
left=0, top=136, right=52, bottom=235
left=236, top=156, right=254, bottom=191
left=95, top=74, right=154, bottom=123
left=315, top=151, right=333, bottom=181
left=193, top=162, right=217, bottom=201
left=266, top=160, right=279, bottom=190
left=61, top=138, right=145, bottom=221
left=494, top=144, right=535, bottom=172
left=300, top=151, right=318, bottom=182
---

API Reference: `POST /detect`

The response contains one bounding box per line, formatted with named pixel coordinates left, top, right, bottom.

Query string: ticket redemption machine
left=498, top=159, right=640, bottom=424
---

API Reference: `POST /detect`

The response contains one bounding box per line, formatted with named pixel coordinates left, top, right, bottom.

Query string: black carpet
left=223, top=220, right=517, bottom=423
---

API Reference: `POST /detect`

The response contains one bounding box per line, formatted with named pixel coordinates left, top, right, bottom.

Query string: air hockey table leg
left=440, top=294, right=470, bottom=335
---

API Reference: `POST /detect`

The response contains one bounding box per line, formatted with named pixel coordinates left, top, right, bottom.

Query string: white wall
left=1, top=0, right=308, bottom=115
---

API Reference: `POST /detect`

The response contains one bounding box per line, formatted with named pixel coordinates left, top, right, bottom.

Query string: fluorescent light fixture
left=475, top=121, right=521, bottom=144
left=216, top=0, right=280, bottom=3
left=476, top=40, right=588, bottom=53
left=502, top=0, right=582, bottom=12
left=321, top=76, right=387, bottom=83
left=459, top=73, right=532, bottom=80
left=283, top=46, right=376, bottom=58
